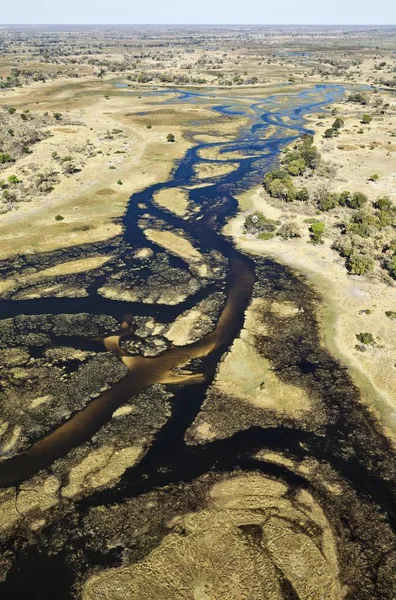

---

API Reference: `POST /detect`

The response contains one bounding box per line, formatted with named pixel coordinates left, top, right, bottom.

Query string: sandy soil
left=227, top=184, right=396, bottom=439
left=0, top=79, right=218, bottom=260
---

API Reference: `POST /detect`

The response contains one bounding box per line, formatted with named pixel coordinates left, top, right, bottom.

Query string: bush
left=258, top=232, right=275, bottom=240
left=309, top=222, right=325, bottom=244
left=347, top=92, right=368, bottom=105
left=117, top=180, right=123, bottom=185
left=345, top=191, right=368, bottom=209
left=338, top=191, right=351, bottom=206
left=385, top=311, right=396, bottom=319
left=347, top=253, right=374, bottom=275
left=244, top=212, right=278, bottom=234
left=296, top=187, right=309, bottom=201
left=317, top=191, right=340, bottom=211
left=0, top=153, right=14, bottom=164
left=277, top=221, right=301, bottom=239
left=356, top=332, right=374, bottom=344
left=324, top=128, right=335, bottom=138
left=166, top=133, right=175, bottom=142
left=374, top=196, right=392, bottom=210
left=7, top=107, right=16, bottom=114
left=384, top=255, right=396, bottom=279
left=7, top=175, right=19, bottom=184
left=368, top=173, right=379, bottom=182
left=361, top=114, right=373, bottom=124
left=332, top=117, right=344, bottom=129
left=53, top=113, right=62, bottom=121
left=347, top=212, right=376, bottom=237
left=55, top=214, right=64, bottom=221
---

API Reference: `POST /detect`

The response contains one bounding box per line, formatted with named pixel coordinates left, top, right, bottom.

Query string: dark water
left=0, top=84, right=346, bottom=484
left=2, top=84, right=396, bottom=599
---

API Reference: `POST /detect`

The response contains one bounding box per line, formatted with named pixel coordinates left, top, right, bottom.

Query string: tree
left=332, top=117, right=344, bottom=129
left=268, top=177, right=297, bottom=202
left=324, top=128, right=335, bottom=138
left=296, top=187, right=309, bottom=202
left=166, top=133, right=175, bottom=142
left=287, top=158, right=306, bottom=176
left=309, top=222, right=325, bottom=244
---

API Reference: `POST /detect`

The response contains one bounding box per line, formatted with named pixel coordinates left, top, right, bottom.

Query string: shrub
left=346, top=191, right=368, bottom=209
left=7, top=175, right=19, bottom=184
left=277, top=221, right=301, bottom=239
left=296, top=187, right=309, bottom=201
left=347, top=212, right=376, bottom=237
left=309, top=222, right=325, bottom=244
left=53, top=113, right=62, bottom=121
left=55, top=214, right=64, bottom=221
left=384, top=255, right=396, bottom=279
left=258, top=232, right=275, bottom=240
left=117, top=180, right=123, bottom=185
left=368, top=173, right=379, bottom=182
left=376, top=209, right=395, bottom=229
left=166, top=133, right=175, bottom=142
left=385, top=311, right=396, bottom=319
left=347, top=253, right=374, bottom=275
left=0, top=153, right=14, bottom=164
left=338, top=191, right=352, bottom=206
left=361, top=114, right=373, bottom=124
left=244, top=212, right=278, bottom=234
left=317, top=191, right=340, bottom=212
left=347, top=92, right=368, bottom=105
left=373, top=196, right=392, bottom=210
left=324, top=128, right=335, bottom=138
left=7, top=107, right=16, bottom=114
left=356, top=332, right=374, bottom=344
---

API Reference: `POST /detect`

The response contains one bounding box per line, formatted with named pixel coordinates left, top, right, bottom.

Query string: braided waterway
left=1, top=84, right=396, bottom=599
left=0, top=84, right=345, bottom=485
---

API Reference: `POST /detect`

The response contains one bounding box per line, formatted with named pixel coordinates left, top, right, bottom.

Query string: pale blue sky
left=0, top=0, right=395, bottom=25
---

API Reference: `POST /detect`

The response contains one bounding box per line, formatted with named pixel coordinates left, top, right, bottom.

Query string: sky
left=0, top=0, right=395, bottom=25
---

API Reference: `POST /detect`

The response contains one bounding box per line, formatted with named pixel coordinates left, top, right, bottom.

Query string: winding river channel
left=1, top=84, right=396, bottom=598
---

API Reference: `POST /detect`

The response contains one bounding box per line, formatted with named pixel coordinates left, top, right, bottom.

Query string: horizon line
left=1, top=22, right=395, bottom=26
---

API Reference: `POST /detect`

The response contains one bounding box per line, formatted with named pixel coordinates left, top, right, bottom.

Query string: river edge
left=226, top=187, right=396, bottom=446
